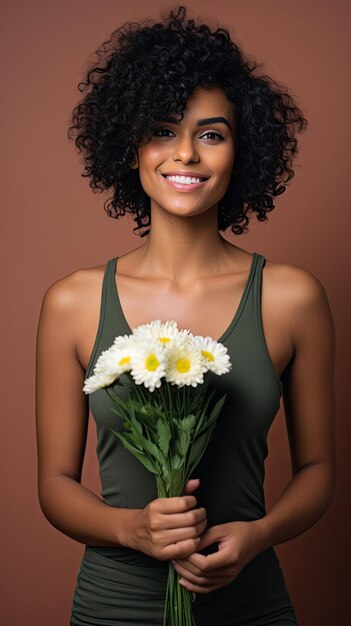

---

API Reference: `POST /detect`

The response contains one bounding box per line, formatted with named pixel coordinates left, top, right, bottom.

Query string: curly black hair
left=67, top=4, right=308, bottom=237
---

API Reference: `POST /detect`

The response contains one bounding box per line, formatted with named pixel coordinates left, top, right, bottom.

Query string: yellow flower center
left=159, top=336, right=170, bottom=343
left=118, top=356, right=131, bottom=366
left=146, top=354, right=160, bottom=371
left=176, top=357, right=191, bottom=373
left=202, top=350, right=214, bottom=361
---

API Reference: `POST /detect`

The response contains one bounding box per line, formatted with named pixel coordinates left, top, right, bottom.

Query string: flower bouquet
left=83, top=320, right=231, bottom=626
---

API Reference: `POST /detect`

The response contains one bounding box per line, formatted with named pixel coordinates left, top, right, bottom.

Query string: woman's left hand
left=171, top=520, right=266, bottom=594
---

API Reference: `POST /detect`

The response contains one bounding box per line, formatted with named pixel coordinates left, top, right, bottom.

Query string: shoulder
left=263, top=257, right=331, bottom=307
left=263, top=257, right=335, bottom=341
left=39, top=261, right=108, bottom=319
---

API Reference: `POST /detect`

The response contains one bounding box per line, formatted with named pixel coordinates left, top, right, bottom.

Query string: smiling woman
left=35, top=4, right=336, bottom=626
left=128, top=86, right=237, bottom=220
left=67, top=4, right=307, bottom=238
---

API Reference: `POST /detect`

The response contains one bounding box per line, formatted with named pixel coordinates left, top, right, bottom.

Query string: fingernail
left=179, top=578, right=186, bottom=587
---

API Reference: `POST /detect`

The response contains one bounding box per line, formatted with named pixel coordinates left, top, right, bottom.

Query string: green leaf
left=161, top=465, right=170, bottom=482
left=176, top=430, right=189, bottom=456
left=156, top=419, right=171, bottom=456
left=128, top=398, right=145, bottom=412
left=192, top=393, right=228, bottom=439
left=130, top=451, right=159, bottom=474
left=132, top=411, right=158, bottom=435
left=208, top=393, right=228, bottom=421
left=129, top=413, right=143, bottom=434
left=133, top=403, right=157, bottom=424
left=187, top=431, right=210, bottom=465
left=179, top=414, right=196, bottom=433
left=106, top=389, right=130, bottom=412
left=171, top=454, right=184, bottom=470
left=123, top=430, right=143, bottom=451
left=110, top=429, right=159, bottom=474
left=184, top=396, right=228, bottom=478
left=172, top=394, right=225, bottom=479
left=110, top=428, right=142, bottom=453
left=139, top=436, right=163, bottom=463
left=108, top=404, right=130, bottom=422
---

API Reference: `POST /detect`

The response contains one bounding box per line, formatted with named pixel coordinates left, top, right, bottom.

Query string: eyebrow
left=161, top=116, right=232, bottom=131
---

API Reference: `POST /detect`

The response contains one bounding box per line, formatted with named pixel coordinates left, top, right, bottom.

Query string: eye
left=152, top=127, right=224, bottom=141
left=201, top=131, right=224, bottom=142
left=153, top=127, right=174, bottom=137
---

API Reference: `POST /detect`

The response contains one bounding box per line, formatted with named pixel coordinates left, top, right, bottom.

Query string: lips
left=161, top=172, right=209, bottom=180
left=160, top=172, right=209, bottom=192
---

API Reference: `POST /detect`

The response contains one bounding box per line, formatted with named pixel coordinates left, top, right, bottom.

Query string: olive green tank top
left=86, top=252, right=283, bottom=532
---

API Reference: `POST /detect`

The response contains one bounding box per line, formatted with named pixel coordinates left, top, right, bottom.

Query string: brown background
left=1, top=1, right=350, bottom=624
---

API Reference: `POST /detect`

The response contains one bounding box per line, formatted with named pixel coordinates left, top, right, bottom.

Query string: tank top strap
left=85, top=257, right=119, bottom=378
left=105, top=256, right=119, bottom=308
left=251, top=253, right=283, bottom=396
left=252, top=253, right=267, bottom=334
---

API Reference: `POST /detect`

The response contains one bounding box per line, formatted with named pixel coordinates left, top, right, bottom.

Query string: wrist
left=114, top=508, right=143, bottom=550
left=249, top=516, right=273, bottom=553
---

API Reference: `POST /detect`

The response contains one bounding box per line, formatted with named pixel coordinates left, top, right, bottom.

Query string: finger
left=179, top=576, right=231, bottom=594
left=157, top=508, right=207, bottom=530
left=196, top=525, right=223, bottom=551
left=165, top=522, right=206, bottom=545
left=153, top=495, right=198, bottom=514
left=183, top=478, right=200, bottom=495
left=176, top=548, right=230, bottom=573
left=160, top=537, right=201, bottom=560
left=172, top=552, right=233, bottom=577
left=172, top=559, right=230, bottom=582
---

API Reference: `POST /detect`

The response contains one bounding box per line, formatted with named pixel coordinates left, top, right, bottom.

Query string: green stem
left=163, top=560, right=197, bottom=626
left=177, top=570, right=182, bottom=626
left=165, top=380, right=173, bottom=421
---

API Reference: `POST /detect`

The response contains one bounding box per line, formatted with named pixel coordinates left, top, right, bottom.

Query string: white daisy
left=82, top=370, right=117, bottom=394
left=83, top=342, right=134, bottom=394
left=132, top=319, right=178, bottom=345
left=133, top=318, right=196, bottom=353
left=192, top=335, right=232, bottom=375
left=129, top=337, right=168, bottom=392
left=93, top=343, right=133, bottom=377
left=165, top=335, right=207, bottom=388
left=113, top=333, right=135, bottom=349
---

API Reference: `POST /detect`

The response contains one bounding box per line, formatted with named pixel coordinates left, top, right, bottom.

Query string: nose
left=172, top=133, right=199, bottom=164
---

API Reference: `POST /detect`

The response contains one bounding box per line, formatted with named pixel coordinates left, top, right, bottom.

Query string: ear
left=129, top=154, right=139, bottom=170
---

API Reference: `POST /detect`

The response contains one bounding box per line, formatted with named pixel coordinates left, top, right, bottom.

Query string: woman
left=35, top=5, right=336, bottom=625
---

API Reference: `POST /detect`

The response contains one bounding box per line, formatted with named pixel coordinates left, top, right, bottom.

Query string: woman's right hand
left=128, top=478, right=207, bottom=560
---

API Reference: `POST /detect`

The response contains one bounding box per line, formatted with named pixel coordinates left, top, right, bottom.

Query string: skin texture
left=36, top=85, right=336, bottom=595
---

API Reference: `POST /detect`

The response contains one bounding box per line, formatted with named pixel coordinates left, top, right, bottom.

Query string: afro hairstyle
left=67, top=4, right=308, bottom=237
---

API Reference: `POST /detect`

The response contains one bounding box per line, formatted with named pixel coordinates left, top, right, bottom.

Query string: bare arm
left=35, top=274, right=139, bottom=547
left=35, top=272, right=206, bottom=556
left=253, top=267, right=336, bottom=551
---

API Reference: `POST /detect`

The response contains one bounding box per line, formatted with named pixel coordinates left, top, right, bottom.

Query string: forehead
left=173, top=86, right=235, bottom=123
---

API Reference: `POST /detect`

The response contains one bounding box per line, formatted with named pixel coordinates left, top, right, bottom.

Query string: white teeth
left=165, top=175, right=205, bottom=184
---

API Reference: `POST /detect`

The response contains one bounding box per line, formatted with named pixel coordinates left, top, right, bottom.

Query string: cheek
left=218, top=144, right=235, bottom=170
left=207, top=167, right=234, bottom=201
left=139, top=143, right=168, bottom=167
left=217, top=153, right=236, bottom=189
left=138, top=149, right=164, bottom=184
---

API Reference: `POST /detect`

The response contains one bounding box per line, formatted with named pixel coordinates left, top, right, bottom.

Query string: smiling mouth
left=161, top=173, right=209, bottom=182
left=160, top=174, right=209, bottom=192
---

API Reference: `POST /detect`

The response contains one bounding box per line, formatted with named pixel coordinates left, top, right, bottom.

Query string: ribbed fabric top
left=86, top=252, right=283, bottom=530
